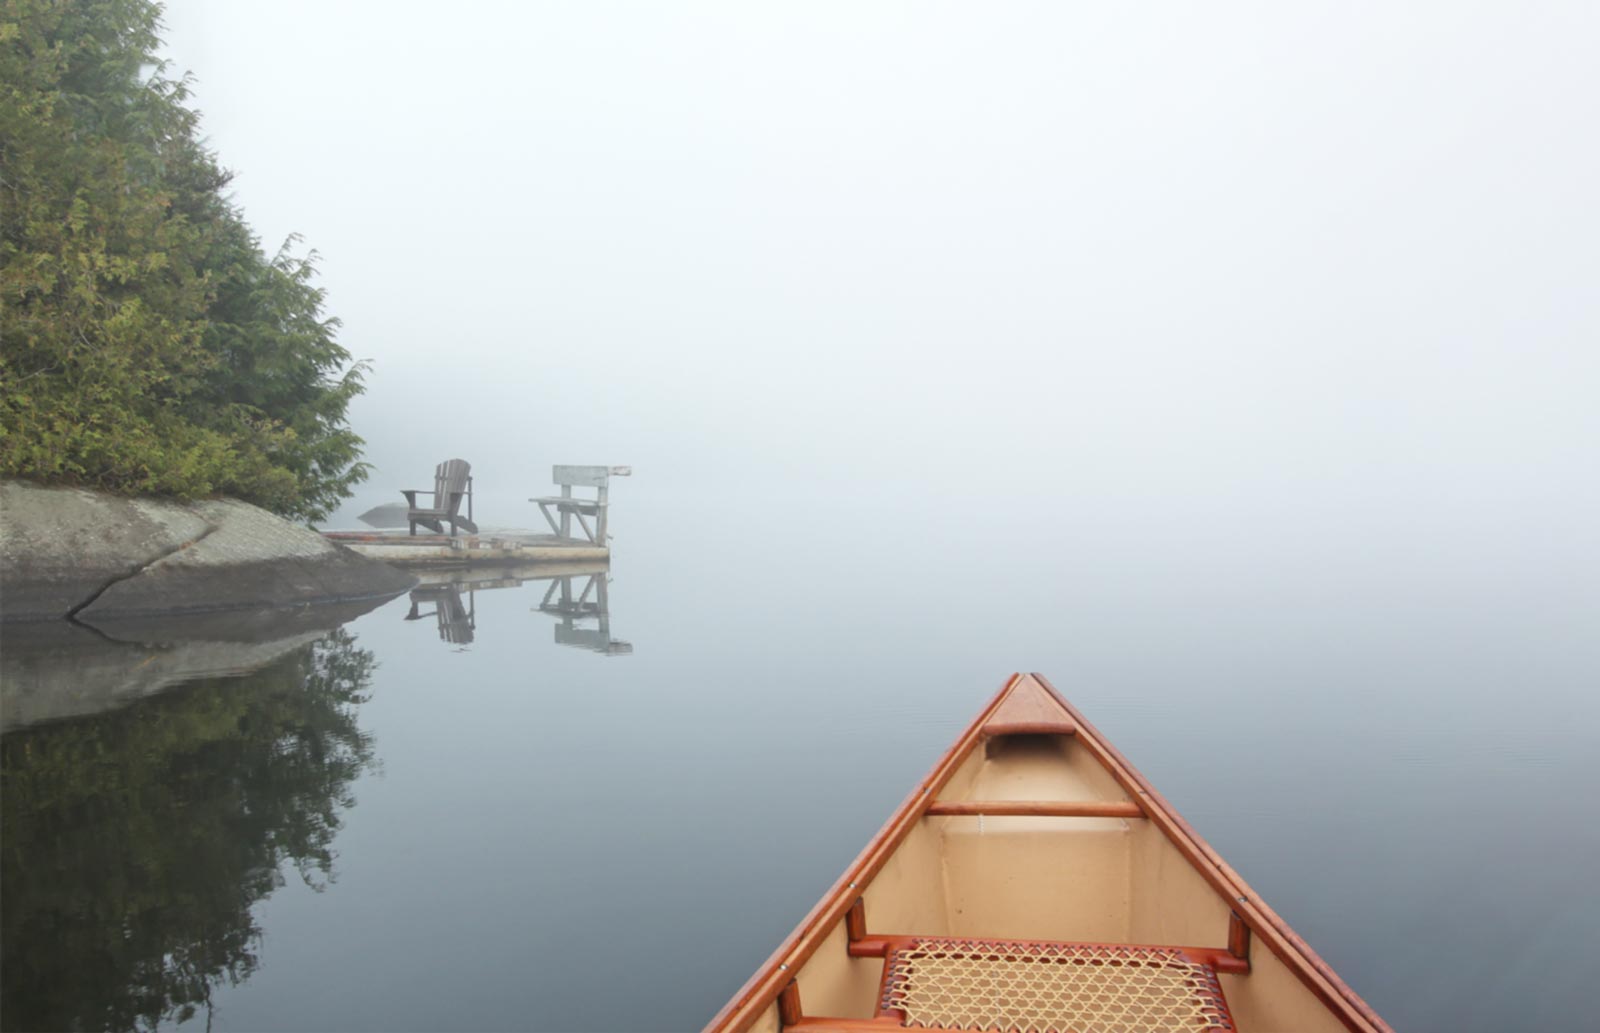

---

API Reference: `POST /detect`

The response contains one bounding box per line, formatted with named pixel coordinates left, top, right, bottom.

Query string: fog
left=7, top=7, right=1594, bottom=1029
left=158, top=2, right=1597, bottom=567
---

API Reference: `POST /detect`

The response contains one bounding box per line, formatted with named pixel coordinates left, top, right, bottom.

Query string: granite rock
left=1, top=481, right=414, bottom=622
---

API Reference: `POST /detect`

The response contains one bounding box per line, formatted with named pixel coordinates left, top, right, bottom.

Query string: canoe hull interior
left=709, top=674, right=1388, bottom=1033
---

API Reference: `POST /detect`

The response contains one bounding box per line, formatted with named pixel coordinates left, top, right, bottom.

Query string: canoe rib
left=703, top=673, right=1391, bottom=1033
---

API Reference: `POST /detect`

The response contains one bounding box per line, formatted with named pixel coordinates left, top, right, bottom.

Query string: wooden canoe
left=706, top=674, right=1391, bottom=1033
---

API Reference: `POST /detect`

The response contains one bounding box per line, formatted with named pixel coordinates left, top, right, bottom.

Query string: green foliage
left=0, top=0, right=368, bottom=520
left=0, top=629, right=378, bottom=1033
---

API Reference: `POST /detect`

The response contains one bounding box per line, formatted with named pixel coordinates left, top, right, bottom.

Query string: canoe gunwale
left=1031, top=673, right=1391, bottom=1033
left=702, top=673, right=1391, bottom=1033
left=703, top=674, right=1025, bottom=1033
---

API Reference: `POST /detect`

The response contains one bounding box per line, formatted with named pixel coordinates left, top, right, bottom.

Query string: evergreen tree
left=0, top=0, right=368, bottom=521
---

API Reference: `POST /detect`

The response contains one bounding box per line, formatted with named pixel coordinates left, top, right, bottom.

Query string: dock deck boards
left=322, top=530, right=608, bottom=566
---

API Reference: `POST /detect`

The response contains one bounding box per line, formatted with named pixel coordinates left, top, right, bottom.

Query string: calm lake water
left=3, top=489, right=1597, bottom=1032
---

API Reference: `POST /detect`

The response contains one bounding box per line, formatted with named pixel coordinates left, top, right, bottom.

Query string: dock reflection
left=535, top=571, right=632, bottom=656
left=402, top=563, right=632, bottom=655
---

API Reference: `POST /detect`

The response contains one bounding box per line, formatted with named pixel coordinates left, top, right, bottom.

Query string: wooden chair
left=402, top=459, right=478, bottom=536
left=529, top=465, right=629, bottom=544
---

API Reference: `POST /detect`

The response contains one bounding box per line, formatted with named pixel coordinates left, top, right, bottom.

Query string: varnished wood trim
left=871, top=937, right=906, bottom=1023
left=982, top=719, right=1077, bottom=737
left=979, top=677, right=1079, bottom=737
left=703, top=675, right=1026, bottom=1033
left=1229, top=909, right=1252, bottom=969
left=707, top=672, right=1391, bottom=1033
left=777, top=980, right=802, bottom=1028
left=844, top=933, right=1247, bottom=975
left=845, top=935, right=893, bottom=959
left=925, top=800, right=1143, bottom=819
left=844, top=898, right=866, bottom=943
left=1197, top=946, right=1250, bottom=976
left=1031, top=674, right=1391, bottom=1033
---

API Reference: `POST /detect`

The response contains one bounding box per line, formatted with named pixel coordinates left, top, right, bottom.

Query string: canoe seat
left=783, top=935, right=1238, bottom=1031
left=802, top=937, right=1235, bottom=1033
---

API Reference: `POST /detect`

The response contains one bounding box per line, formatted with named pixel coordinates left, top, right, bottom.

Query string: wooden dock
left=322, top=530, right=607, bottom=567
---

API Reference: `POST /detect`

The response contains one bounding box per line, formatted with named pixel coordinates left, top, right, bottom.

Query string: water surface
left=4, top=491, right=1596, bottom=1031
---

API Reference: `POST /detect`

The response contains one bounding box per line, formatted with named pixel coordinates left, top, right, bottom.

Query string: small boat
left=706, top=674, right=1390, bottom=1033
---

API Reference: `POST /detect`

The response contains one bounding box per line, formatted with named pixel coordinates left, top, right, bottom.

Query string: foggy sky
left=158, top=2, right=1598, bottom=547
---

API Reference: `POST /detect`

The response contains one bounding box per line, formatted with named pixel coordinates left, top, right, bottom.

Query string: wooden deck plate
left=980, top=674, right=1078, bottom=737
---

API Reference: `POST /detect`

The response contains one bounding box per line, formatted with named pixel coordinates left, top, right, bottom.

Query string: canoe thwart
left=924, top=799, right=1145, bottom=819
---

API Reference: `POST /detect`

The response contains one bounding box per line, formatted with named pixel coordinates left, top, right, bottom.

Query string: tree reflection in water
left=1, top=629, right=377, bottom=1033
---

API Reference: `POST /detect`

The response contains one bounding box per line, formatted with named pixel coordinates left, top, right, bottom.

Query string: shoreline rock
left=0, top=481, right=415, bottom=623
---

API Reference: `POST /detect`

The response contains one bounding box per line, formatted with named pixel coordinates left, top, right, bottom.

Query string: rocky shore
left=0, top=480, right=415, bottom=624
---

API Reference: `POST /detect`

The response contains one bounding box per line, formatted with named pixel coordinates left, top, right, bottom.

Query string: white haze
left=158, top=2, right=1598, bottom=572
left=145, top=11, right=1597, bottom=1026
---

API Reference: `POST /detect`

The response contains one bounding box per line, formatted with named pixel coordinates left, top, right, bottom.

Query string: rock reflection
left=0, top=629, right=378, bottom=1033
left=0, top=596, right=395, bottom=733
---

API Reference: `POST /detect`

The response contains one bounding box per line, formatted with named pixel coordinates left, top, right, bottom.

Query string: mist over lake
left=3, top=3, right=1597, bottom=1031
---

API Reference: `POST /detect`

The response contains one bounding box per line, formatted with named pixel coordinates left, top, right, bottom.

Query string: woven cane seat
left=879, top=938, right=1235, bottom=1033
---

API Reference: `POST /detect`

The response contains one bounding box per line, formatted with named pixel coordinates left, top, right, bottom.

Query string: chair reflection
left=402, top=563, right=630, bottom=655
left=535, top=573, right=633, bottom=656
left=404, top=585, right=476, bottom=644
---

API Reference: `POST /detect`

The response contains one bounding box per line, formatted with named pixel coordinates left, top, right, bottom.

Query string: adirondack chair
left=402, top=459, right=478, bottom=536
